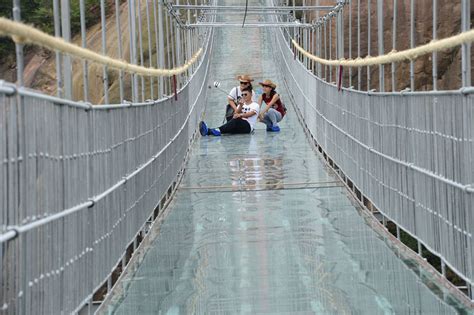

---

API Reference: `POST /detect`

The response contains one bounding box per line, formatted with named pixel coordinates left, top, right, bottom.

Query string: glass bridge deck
left=105, top=3, right=471, bottom=314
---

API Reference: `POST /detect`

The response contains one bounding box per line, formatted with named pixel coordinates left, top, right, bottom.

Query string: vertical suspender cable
left=242, top=0, right=249, bottom=28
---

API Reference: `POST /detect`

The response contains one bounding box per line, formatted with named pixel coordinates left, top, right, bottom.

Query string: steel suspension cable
left=242, top=0, right=249, bottom=28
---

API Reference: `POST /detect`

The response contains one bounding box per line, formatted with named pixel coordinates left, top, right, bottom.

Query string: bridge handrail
left=275, top=21, right=474, bottom=290
left=0, top=0, right=217, bottom=314
left=291, top=29, right=474, bottom=67
left=0, top=17, right=202, bottom=77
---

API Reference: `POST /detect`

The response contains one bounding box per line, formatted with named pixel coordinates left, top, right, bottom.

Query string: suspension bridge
left=0, top=0, right=473, bottom=314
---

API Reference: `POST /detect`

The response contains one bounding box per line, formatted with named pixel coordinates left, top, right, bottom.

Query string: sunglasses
left=261, top=84, right=271, bottom=88
left=240, top=81, right=249, bottom=85
left=241, top=93, right=249, bottom=96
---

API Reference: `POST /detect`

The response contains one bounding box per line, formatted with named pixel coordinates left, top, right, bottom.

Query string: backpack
left=224, top=86, right=240, bottom=122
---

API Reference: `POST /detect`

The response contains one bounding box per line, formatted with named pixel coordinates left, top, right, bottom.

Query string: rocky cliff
left=5, top=0, right=173, bottom=104
left=307, top=0, right=473, bottom=91
left=4, top=1, right=472, bottom=99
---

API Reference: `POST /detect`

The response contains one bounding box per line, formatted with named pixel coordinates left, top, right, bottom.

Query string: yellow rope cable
left=292, top=28, right=474, bottom=67
left=0, top=17, right=202, bottom=77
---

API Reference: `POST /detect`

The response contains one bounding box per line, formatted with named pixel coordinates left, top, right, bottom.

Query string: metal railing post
left=461, top=0, right=471, bottom=87
left=114, top=0, right=125, bottom=103
left=367, top=0, right=371, bottom=91
left=338, top=4, right=344, bottom=87
left=432, top=0, right=437, bottom=90
left=100, top=0, right=110, bottom=104
left=175, top=0, right=182, bottom=87
left=348, top=0, right=352, bottom=88
left=392, top=0, right=397, bottom=91
left=80, top=0, right=90, bottom=102
left=137, top=0, right=146, bottom=102
left=410, top=0, right=415, bottom=90
left=324, top=20, right=327, bottom=81
left=61, top=0, right=72, bottom=100
left=145, top=0, right=155, bottom=99
left=377, top=0, right=384, bottom=92
left=156, top=0, right=165, bottom=98
left=53, top=0, right=63, bottom=97
left=187, top=2, right=192, bottom=80
left=12, top=0, right=24, bottom=86
left=164, top=8, right=172, bottom=95
left=357, top=0, right=361, bottom=90
left=329, top=17, right=332, bottom=83
left=128, top=0, right=139, bottom=102
left=169, top=15, right=177, bottom=93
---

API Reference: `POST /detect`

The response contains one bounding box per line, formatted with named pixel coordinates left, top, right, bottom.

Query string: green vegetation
left=387, top=221, right=465, bottom=287
left=0, top=0, right=105, bottom=57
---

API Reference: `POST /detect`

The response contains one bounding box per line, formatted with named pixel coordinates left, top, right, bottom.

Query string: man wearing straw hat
left=225, top=75, right=258, bottom=122
left=200, top=85, right=259, bottom=136
left=258, top=79, right=286, bottom=132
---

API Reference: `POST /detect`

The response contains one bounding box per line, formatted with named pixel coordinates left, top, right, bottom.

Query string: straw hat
left=237, top=74, right=254, bottom=83
left=258, top=79, right=277, bottom=89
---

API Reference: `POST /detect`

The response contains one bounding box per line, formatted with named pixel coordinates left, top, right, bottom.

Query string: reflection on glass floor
left=105, top=3, right=471, bottom=314
left=107, top=131, right=467, bottom=314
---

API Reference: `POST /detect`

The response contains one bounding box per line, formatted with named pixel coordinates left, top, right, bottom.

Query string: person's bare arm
left=234, top=109, right=256, bottom=119
left=228, top=97, right=239, bottom=111
left=259, top=94, right=279, bottom=119
left=234, top=99, right=244, bottom=114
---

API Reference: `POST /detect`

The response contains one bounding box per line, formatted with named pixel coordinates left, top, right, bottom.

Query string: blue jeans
left=262, top=108, right=282, bottom=128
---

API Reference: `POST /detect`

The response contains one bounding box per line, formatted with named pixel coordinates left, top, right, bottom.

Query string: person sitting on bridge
left=200, top=86, right=260, bottom=136
left=258, top=79, right=286, bottom=132
left=225, top=75, right=257, bottom=122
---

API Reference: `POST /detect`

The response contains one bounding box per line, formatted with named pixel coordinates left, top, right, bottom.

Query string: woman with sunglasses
left=258, top=79, right=286, bottom=132
left=225, top=75, right=257, bottom=122
left=200, top=86, right=260, bottom=136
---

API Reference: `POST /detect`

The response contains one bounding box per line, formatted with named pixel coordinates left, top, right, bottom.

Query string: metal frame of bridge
left=0, top=0, right=473, bottom=313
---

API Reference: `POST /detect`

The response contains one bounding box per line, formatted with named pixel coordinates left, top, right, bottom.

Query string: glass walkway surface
left=104, top=3, right=471, bottom=315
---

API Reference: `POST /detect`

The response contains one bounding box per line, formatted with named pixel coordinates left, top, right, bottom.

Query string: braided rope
left=0, top=17, right=202, bottom=77
left=292, top=29, right=474, bottom=67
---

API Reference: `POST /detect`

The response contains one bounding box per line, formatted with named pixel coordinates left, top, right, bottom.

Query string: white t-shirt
left=228, top=86, right=258, bottom=103
left=240, top=102, right=260, bottom=131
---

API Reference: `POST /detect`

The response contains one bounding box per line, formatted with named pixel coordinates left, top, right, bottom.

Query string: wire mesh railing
left=0, top=0, right=215, bottom=313
left=277, top=0, right=472, bottom=92
left=0, top=0, right=473, bottom=312
left=0, top=0, right=208, bottom=104
left=270, top=0, right=474, bottom=300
